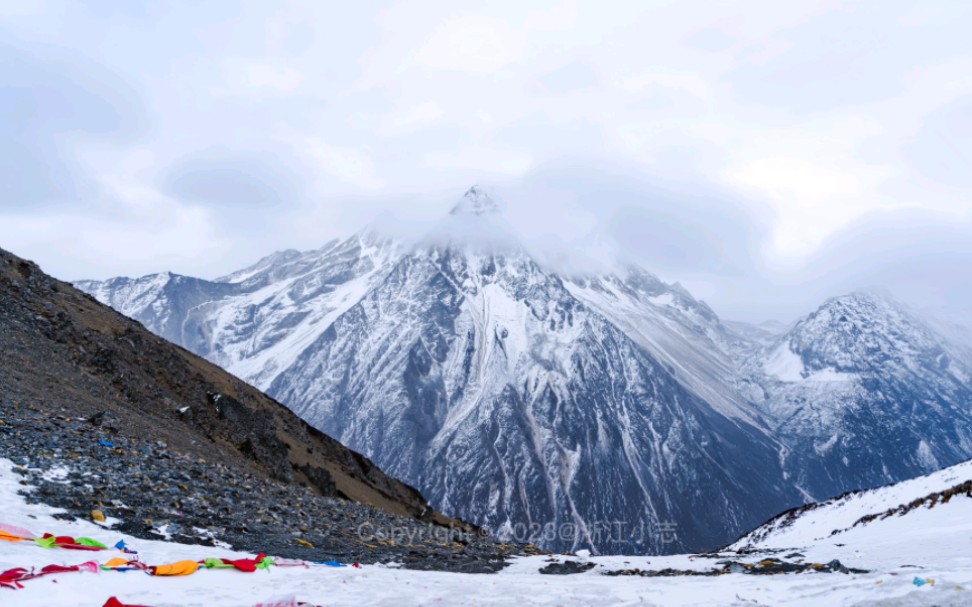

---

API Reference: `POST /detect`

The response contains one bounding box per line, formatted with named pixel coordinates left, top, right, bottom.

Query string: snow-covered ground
left=733, top=459, right=972, bottom=550
left=2, top=457, right=970, bottom=606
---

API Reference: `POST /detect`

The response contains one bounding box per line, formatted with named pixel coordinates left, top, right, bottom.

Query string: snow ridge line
left=841, top=479, right=972, bottom=534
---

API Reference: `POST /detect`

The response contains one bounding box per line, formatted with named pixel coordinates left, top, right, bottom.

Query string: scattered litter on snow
left=4, top=457, right=972, bottom=605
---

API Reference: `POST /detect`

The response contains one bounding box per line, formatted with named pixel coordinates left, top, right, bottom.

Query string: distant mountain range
left=77, top=186, right=972, bottom=554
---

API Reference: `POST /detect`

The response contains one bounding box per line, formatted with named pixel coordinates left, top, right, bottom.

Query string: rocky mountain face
left=268, top=242, right=798, bottom=554
left=77, top=232, right=401, bottom=392
left=76, top=187, right=972, bottom=554
left=740, top=292, right=972, bottom=500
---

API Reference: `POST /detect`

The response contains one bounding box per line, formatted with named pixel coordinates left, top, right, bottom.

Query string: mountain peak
left=815, top=290, right=906, bottom=321
left=450, top=185, right=500, bottom=216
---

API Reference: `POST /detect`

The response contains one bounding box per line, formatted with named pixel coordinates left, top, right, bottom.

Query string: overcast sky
left=1, top=1, right=970, bottom=322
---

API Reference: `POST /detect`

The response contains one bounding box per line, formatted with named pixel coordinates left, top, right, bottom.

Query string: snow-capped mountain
left=268, top=235, right=798, bottom=554
left=78, top=231, right=401, bottom=391
left=741, top=292, right=972, bottom=501
left=76, top=186, right=972, bottom=554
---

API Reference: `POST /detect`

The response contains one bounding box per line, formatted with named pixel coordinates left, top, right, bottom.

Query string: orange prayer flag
left=0, top=530, right=27, bottom=542
left=151, top=560, right=200, bottom=576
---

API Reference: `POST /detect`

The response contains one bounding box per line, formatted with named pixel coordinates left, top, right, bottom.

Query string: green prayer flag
left=77, top=537, right=108, bottom=549
left=34, top=536, right=56, bottom=548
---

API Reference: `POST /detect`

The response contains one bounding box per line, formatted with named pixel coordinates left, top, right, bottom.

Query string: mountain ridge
left=730, top=456, right=972, bottom=551
left=74, top=188, right=972, bottom=554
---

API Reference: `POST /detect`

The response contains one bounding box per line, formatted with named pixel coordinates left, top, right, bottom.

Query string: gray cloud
left=905, top=96, right=972, bottom=189
left=0, top=39, right=146, bottom=209
left=499, top=162, right=773, bottom=278
left=796, top=208, right=972, bottom=310
left=161, top=151, right=304, bottom=209
left=483, top=163, right=972, bottom=325
left=727, top=3, right=972, bottom=113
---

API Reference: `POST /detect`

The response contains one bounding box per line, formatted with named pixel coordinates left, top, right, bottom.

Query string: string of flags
left=1, top=521, right=358, bottom=605
left=103, top=596, right=322, bottom=607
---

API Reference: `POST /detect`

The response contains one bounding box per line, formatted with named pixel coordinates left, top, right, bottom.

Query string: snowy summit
left=450, top=185, right=501, bottom=216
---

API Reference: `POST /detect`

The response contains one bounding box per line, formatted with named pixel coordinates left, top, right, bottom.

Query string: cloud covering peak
left=1, top=1, right=970, bottom=325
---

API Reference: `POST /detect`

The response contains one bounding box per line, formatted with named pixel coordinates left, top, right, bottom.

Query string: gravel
left=0, top=400, right=535, bottom=572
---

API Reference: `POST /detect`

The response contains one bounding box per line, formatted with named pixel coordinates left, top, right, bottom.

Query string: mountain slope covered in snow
left=76, top=187, right=972, bottom=554
left=77, top=232, right=400, bottom=392
left=740, top=293, right=972, bottom=500
left=269, top=240, right=798, bottom=554
left=732, top=457, right=972, bottom=551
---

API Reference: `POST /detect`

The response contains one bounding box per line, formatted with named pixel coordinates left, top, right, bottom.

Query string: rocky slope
left=0, top=246, right=529, bottom=570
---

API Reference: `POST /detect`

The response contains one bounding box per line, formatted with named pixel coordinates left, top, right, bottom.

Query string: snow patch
left=814, top=433, right=839, bottom=456
left=805, top=367, right=856, bottom=382
left=764, top=342, right=856, bottom=383
left=41, top=466, right=71, bottom=483
left=648, top=292, right=676, bottom=307
left=917, top=440, right=939, bottom=469
left=764, top=342, right=805, bottom=382
left=735, top=458, right=972, bottom=551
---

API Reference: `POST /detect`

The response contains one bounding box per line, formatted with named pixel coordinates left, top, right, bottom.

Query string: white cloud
left=209, top=60, right=307, bottom=100
left=3, top=0, right=972, bottom=322
left=522, top=1, right=577, bottom=33
left=240, top=62, right=305, bottom=93
left=424, top=147, right=532, bottom=175
left=0, top=201, right=226, bottom=280
left=378, top=100, right=444, bottom=136
left=414, top=16, right=524, bottom=73
left=619, top=71, right=712, bottom=102
left=727, top=156, right=893, bottom=258
left=302, top=138, right=383, bottom=190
